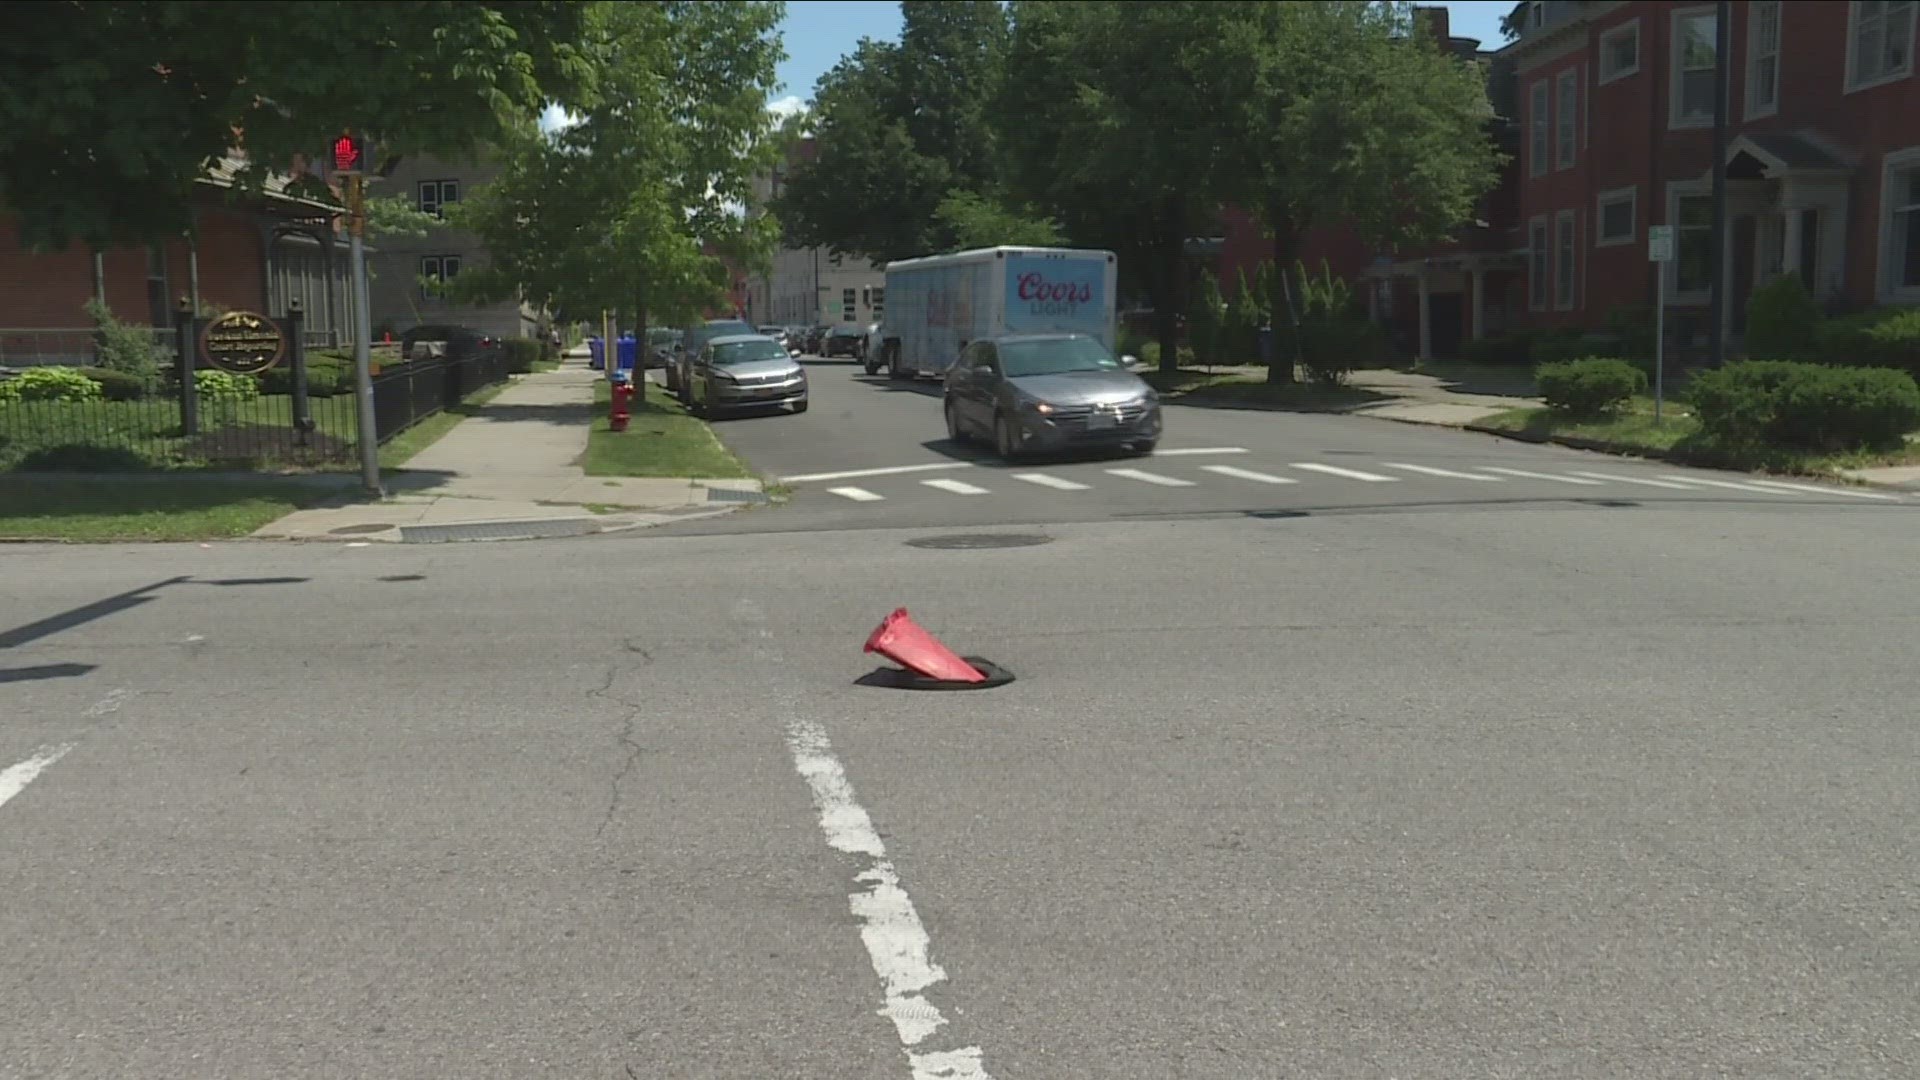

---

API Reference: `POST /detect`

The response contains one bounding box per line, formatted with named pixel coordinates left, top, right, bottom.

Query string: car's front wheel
left=945, top=400, right=972, bottom=445
left=994, top=414, right=1025, bottom=461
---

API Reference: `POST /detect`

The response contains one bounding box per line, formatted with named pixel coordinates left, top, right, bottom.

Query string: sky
left=766, top=0, right=1515, bottom=116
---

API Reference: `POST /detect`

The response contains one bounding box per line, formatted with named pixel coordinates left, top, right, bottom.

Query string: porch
left=1359, top=251, right=1528, bottom=361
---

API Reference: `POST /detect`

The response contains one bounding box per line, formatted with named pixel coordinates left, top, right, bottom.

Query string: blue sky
left=768, top=0, right=1515, bottom=113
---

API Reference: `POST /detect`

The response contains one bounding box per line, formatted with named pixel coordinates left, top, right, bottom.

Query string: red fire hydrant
left=609, top=373, right=634, bottom=432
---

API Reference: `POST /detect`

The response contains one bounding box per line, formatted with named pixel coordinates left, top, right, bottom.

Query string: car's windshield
left=831, top=326, right=861, bottom=337
left=998, top=337, right=1121, bottom=378
left=693, top=321, right=751, bottom=344
left=710, top=340, right=792, bottom=366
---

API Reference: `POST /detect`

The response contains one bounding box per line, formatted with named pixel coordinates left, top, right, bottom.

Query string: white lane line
left=785, top=719, right=993, bottom=1080
left=1011, top=472, right=1090, bottom=491
left=1479, top=467, right=1605, bottom=485
left=922, top=478, right=991, bottom=495
left=829, top=486, right=886, bottom=502
left=1658, top=473, right=1802, bottom=495
left=1199, top=464, right=1297, bottom=485
left=1740, top=478, right=1899, bottom=500
left=0, top=744, right=75, bottom=812
left=1568, top=471, right=1698, bottom=490
left=1289, top=462, right=1399, bottom=482
left=786, top=463, right=974, bottom=484
left=1382, top=462, right=1504, bottom=481
left=1152, top=446, right=1249, bottom=457
left=1104, top=468, right=1196, bottom=487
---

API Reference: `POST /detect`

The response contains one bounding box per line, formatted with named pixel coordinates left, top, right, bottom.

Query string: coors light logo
left=1016, top=271, right=1093, bottom=309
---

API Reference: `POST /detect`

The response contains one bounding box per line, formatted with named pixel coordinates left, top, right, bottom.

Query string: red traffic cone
left=864, top=608, right=986, bottom=683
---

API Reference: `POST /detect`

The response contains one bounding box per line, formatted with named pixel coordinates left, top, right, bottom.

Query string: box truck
left=877, top=246, right=1119, bottom=380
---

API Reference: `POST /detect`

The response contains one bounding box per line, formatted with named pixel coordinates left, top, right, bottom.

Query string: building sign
left=199, top=311, right=287, bottom=375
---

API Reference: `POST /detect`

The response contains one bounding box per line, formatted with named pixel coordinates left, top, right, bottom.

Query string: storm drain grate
left=398, top=518, right=601, bottom=544
left=704, top=487, right=770, bottom=504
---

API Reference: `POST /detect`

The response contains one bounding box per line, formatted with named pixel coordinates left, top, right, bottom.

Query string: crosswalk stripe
left=1290, top=462, right=1398, bottom=482
left=922, top=478, right=990, bottom=495
left=1012, top=472, right=1091, bottom=491
left=1658, top=474, right=1800, bottom=495
left=1480, top=467, right=1604, bottom=485
left=1200, top=464, right=1297, bottom=485
left=1568, top=471, right=1697, bottom=489
left=1739, top=478, right=1899, bottom=500
left=1383, top=462, right=1503, bottom=481
left=828, top=486, right=885, bottom=502
left=1153, top=447, right=1249, bottom=457
left=1105, top=467, right=1196, bottom=487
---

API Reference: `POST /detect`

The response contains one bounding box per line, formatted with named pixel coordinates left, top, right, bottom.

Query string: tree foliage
left=0, top=1, right=597, bottom=249
left=933, top=191, right=1062, bottom=252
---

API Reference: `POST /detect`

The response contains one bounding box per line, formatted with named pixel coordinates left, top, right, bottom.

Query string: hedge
left=1688, top=360, right=1920, bottom=450
left=1535, top=358, right=1645, bottom=416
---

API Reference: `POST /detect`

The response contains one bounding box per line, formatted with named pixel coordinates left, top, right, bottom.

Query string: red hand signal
left=332, top=135, right=361, bottom=173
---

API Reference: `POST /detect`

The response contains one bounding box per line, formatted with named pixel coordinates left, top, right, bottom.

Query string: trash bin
left=614, top=334, right=638, bottom=380
left=587, top=336, right=606, bottom=370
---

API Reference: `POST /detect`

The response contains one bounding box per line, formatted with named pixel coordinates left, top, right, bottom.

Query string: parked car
left=757, top=325, right=801, bottom=357
left=667, top=318, right=754, bottom=399
left=686, top=334, right=808, bottom=417
left=942, top=332, right=1160, bottom=460
left=822, top=323, right=866, bottom=359
left=803, top=325, right=832, bottom=354
left=862, top=322, right=890, bottom=375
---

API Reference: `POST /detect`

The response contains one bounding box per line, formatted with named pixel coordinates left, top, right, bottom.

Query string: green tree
left=0, top=1, right=597, bottom=249
left=772, top=0, right=1012, bottom=262
left=1217, top=2, right=1503, bottom=382
left=1186, top=270, right=1226, bottom=368
left=445, top=1, right=784, bottom=388
left=932, top=191, right=1062, bottom=252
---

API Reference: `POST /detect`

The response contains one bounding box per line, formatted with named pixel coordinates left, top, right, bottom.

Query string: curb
left=1459, top=422, right=1911, bottom=490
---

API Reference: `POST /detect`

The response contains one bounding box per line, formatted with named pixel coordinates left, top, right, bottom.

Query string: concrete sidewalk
left=255, top=358, right=762, bottom=542
left=1343, top=366, right=1541, bottom=426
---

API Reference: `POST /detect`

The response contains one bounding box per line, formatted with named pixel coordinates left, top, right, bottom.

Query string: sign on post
left=1647, top=225, right=1675, bottom=263
left=1646, top=226, right=1673, bottom=424
left=198, top=311, right=287, bottom=375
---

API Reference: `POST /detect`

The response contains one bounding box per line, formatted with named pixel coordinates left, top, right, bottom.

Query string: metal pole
left=348, top=175, right=382, bottom=495
left=1654, top=274, right=1666, bottom=425
left=1707, top=0, right=1731, bottom=367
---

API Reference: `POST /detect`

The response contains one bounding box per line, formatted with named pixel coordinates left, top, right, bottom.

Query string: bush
left=1528, top=327, right=1588, bottom=364
left=1744, top=274, right=1823, bottom=361
left=259, top=357, right=351, bottom=397
left=83, top=299, right=163, bottom=383
left=502, top=337, right=543, bottom=373
left=194, top=369, right=259, bottom=426
left=1282, top=260, right=1383, bottom=386
left=1690, top=360, right=1920, bottom=450
left=1186, top=269, right=1226, bottom=367
left=1535, top=358, right=1645, bottom=416
left=0, top=366, right=104, bottom=403
left=73, top=366, right=148, bottom=401
left=1460, top=329, right=1535, bottom=366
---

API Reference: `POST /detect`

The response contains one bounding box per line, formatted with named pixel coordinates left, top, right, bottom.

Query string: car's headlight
left=712, top=369, right=737, bottom=383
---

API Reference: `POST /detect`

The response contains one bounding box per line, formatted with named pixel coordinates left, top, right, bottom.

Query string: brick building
left=366, top=152, right=542, bottom=342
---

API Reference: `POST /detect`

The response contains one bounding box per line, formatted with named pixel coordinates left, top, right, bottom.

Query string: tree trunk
left=1156, top=198, right=1189, bottom=375
left=1266, top=204, right=1304, bottom=385
left=632, top=291, right=648, bottom=403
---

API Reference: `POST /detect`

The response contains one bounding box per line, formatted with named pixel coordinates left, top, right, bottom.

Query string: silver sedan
left=942, top=333, right=1161, bottom=460
left=687, top=335, right=809, bottom=417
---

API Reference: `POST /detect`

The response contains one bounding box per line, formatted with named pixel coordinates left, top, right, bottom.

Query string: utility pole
left=335, top=130, right=383, bottom=496
left=1708, top=0, right=1731, bottom=367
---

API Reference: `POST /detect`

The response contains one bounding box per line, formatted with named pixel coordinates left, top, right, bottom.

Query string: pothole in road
left=906, top=533, right=1054, bottom=550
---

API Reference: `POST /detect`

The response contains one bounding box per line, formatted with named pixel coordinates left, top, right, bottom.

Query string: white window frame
left=1669, top=6, right=1719, bottom=130
left=1666, top=184, right=1715, bottom=303
left=1879, top=146, right=1920, bottom=301
left=1556, top=70, right=1578, bottom=169
left=1528, top=80, right=1549, bottom=178
left=1554, top=209, right=1578, bottom=311
left=1529, top=2, right=1546, bottom=32
left=1595, top=186, right=1638, bottom=247
left=419, top=255, right=460, bottom=299
left=1597, top=18, right=1641, bottom=84
left=1846, top=0, right=1917, bottom=93
left=417, top=179, right=460, bottom=218
left=1528, top=216, right=1550, bottom=311
left=1746, top=1, right=1782, bottom=118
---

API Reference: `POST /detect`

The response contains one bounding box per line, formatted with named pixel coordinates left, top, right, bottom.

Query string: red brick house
left=1505, top=0, right=1919, bottom=346
left=0, top=157, right=354, bottom=365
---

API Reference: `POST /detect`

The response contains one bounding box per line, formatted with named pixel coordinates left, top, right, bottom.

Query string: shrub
left=83, top=299, right=164, bottom=383
left=73, top=366, right=148, bottom=401
left=1528, top=327, right=1589, bottom=364
left=502, top=337, right=543, bottom=373
left=1690, top=360, right=1920, bottom=450
left=1460, top=329, right=1535, bottom=366
left=1283, top=260, right=1383, bottom=386
left=259, top=357, right=351, bottom=397
left=1186, top=269, right=1226, bottom=367
left=0, top=366, right=104, bottom=403
left=1813, top=308, right=1920, bottom=377
left=1218, top=266, right=1267, bottom=365
left=194, top=369, right=259, bottom=426
left=1744, top=274, right=1823, bottom=360
left=1535, top=358, right=1645, bottom=416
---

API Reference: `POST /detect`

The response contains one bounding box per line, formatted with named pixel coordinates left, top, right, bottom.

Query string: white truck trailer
left=878, top=246, right=1119, bottom=380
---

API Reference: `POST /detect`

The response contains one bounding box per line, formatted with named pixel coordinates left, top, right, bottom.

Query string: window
left=417, top=180, right=460, bottom=218
left=1556, top=70, right=1578, bottom=169
left=420, top=255, right=461, bottom=298
left=1528, top=81, right=1549, bottom=177
left=1598, top=20, right=1641, bottom=83
left=1744, top=1, right=1782, bottom=118
left=1675, top=195, right=1714, bottom=295
left=1882, top=150, right=1920, bottom=297
left=1528, top=216, right=1549, bottom=310
left=1670, top=8, right=1718, bottom=128
left=1528, top=2, right=1545, bottom=31
left=1596, top=187, right=1637, bottom=246
left=871, top=286, right=885, bottom=316
left=842, top=287, right=856, bottom=320
left=1849, top=0, right=1917, bottom=90
left=1554, top=210, right=1577, bottom=310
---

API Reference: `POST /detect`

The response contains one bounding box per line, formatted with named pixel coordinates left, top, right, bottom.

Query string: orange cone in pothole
left=864, top=608, right=986, bottom=683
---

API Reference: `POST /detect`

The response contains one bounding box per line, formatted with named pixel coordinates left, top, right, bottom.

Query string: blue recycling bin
left=613, top=334, right=638, bottom=380
left=586, top=336, right=606, bottom=370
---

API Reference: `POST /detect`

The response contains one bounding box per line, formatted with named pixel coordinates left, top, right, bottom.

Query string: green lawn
left=1477, top=396, right=1920, bottom=477
left=1138, top=367, right=1390, bottom=412
left=0, top=474, right=345, bottom=541
left=582, top=381, right=754, bottom=479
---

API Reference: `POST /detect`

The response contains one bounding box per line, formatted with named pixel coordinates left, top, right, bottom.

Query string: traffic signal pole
left=346, top=171, right=383, bottom=496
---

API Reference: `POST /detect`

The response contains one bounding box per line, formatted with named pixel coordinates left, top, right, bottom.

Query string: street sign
left=198, top=310, right=286, bottom=374
left=1647, top=225, right=1675, bottom=263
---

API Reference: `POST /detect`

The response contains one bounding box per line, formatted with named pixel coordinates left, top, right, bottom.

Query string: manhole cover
left=328, top=523, right=396, bottom=536
left=906, top=533, right=1053, bottom=550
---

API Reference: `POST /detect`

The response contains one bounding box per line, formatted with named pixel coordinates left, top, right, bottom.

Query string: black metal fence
left=0, top=329, right=513, bottom=472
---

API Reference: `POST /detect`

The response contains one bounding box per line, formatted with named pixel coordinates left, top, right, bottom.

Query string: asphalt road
left=659, top=358, right=1915, bottom=536
left=4, top=363, right=1920, bottom=1078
